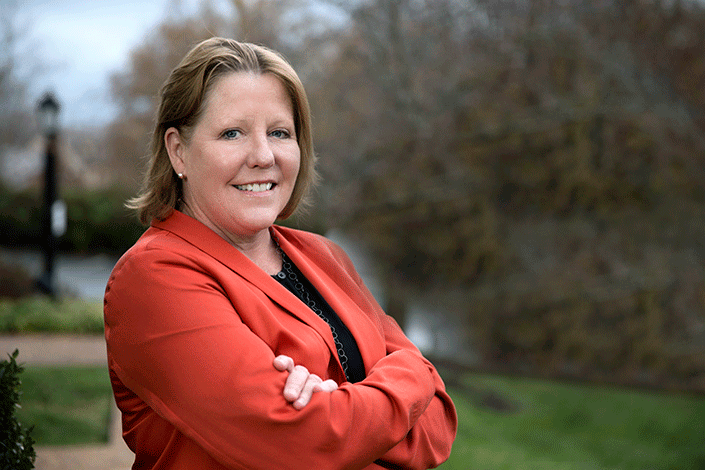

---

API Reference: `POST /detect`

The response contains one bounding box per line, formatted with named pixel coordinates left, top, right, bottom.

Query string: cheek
left=289, top=151, right=302, bottom=179
left=187, top=143, right=223, bottom=168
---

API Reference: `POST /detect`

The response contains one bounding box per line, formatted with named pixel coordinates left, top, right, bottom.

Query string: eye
left=222, top=129, right=241, bottom=139
left=270, top=129, right=292, bottom=139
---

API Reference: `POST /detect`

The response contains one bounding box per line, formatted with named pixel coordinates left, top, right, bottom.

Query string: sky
left=16, top=0, right=231, bottom=128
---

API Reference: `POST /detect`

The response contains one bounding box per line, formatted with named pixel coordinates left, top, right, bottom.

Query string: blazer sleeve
left=322, top=239, right=458, bottom=469
left=374, top=313, right=457, bottom=469
left=105, top=244, right=443, bottom=470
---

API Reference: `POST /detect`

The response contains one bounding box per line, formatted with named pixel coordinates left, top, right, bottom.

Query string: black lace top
left=272, top=253, right=366, bottom=384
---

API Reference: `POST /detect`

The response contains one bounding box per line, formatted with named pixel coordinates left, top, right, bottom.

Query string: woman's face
left=165, top=72, right=301, bottom=244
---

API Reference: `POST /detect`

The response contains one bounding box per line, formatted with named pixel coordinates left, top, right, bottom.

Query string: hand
left=273, top=355, right=338, bottom=410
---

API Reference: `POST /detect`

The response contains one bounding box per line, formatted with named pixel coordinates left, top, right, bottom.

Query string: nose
left=247, top=133, right=275, bottom=169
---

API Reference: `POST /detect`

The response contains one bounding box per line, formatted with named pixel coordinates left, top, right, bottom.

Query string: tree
left=311, top=0, right=705, bottom=389
left=0, top=0, right=34, bottom=150
left=313, top=0, right=497, bottom=286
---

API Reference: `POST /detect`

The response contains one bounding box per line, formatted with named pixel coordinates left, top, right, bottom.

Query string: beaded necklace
left=271, top=235, right=351, bottom=381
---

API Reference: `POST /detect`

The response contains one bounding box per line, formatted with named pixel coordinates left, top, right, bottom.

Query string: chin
left=235, top=215, right=279, bottom=233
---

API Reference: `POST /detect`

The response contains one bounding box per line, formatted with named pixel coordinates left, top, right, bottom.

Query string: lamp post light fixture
left=36, top=91, right=65, bottom=297
left=37, top=93, right=61, bottom=137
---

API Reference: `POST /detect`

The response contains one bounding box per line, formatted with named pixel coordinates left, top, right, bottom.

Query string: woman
left=104, top=37, right=457, bottom=470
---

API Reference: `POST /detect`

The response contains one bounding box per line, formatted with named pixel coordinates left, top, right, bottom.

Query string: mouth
left=234, top=182, right=274, bottom=192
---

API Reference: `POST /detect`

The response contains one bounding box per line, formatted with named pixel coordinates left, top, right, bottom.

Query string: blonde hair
left=128, top=37, right=317, bottom=225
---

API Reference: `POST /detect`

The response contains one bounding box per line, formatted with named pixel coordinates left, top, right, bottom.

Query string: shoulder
left=108, top=226, right=207, bottom=288
left=275, top=226, right=350, bottom=261
left=117, top=225, right=192, bottom=262
left=274, top=225, right=361, bottom=282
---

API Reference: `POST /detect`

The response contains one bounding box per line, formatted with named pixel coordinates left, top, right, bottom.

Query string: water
left=325, top=229, right=467, bottom=359
left=0, top=249, right=119, bottom=300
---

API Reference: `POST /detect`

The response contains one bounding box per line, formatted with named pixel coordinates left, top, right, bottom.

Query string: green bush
left=0, top=262, right=34, bottom=299
left=0, top=298, right=104, bottom=334
left=0, top=189, right=42, bottom=249
left=0, top=350, right=36, bottom=470
left=0, top=184, right=145, bottom=255
left=61, top=187, right=145, bottom=253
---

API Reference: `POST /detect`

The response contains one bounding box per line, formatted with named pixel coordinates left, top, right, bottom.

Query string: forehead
left=202, top=72, right=294, bottom=117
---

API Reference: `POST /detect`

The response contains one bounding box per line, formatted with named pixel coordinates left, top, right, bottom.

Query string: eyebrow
left=215, top=115, right=294, bottom=128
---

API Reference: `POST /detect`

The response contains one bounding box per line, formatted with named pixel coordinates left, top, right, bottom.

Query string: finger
left=273, top=355, right=294, bottom=372
left=283, top=365, right=309, bottom=402
left=313, top=379, right=339, bottom=393
left=293, top=375, right=323, bottom=410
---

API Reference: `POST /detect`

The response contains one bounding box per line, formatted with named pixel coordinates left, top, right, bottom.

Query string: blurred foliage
left=308, top=0, right=705, bottom=390
left=314, top=0, right=705, bottom=283
left=0, top=298, right=104, bottom=334
left=0, top=261, right=34, bottom=299
left=0, top=184, right=144, bottom=254
left=0, top=0, right=35, bottom=150
left=0, top=187, right=41, bottom=250
left=62, top=187, right=145, bottom=253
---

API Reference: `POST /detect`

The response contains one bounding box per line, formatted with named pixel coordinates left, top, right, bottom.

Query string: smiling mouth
left=234, top=182, right=274, bottom=192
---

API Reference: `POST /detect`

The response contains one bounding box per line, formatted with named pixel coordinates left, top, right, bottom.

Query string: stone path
left=0, top=335, right=133, bottom=470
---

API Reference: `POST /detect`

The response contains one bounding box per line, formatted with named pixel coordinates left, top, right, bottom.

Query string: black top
left=272, top=255, right=366, bottom=384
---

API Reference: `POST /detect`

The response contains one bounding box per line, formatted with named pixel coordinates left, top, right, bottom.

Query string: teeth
left=235, top=183, right=273, bottom=192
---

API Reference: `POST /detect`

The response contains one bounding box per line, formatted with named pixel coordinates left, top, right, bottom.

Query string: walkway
left=0, top=335, right=133, bottom=470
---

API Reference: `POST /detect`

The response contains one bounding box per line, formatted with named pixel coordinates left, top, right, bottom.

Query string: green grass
left=0, top=297, right=104, bottom=334
left=439, top=373, right=705, bottom=470
left=15, top=366, right=112, bottom=446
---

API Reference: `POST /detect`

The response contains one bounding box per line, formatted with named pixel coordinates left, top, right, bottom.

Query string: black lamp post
left=36, top=92, right=61, bottom=297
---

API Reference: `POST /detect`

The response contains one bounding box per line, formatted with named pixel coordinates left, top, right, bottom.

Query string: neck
left=220, top=228, right=282, bottom=275
left=179, top=206, right=282, bottom=275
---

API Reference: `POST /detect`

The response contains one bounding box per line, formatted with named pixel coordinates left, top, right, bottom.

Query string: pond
left=0, top=248, right=118, bottom=300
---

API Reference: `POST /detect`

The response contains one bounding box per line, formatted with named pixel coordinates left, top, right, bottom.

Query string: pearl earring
left=177, top=173, right=185, bottom=180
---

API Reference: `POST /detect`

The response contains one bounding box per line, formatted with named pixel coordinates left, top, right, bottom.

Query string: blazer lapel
left=272, top=226, right=387, bottom=374
left=153, top=211, right=341, bottom=361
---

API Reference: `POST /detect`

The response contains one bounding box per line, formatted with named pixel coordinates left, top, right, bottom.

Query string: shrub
left=0, top=349, right=36, bottom=470
left=0, top=184, right=145, bottom=255
left=0, top=298, right=104, bottom=334
left=0, top=262, right=34, bottom=299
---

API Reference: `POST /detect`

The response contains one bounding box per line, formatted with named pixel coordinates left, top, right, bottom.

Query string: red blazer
left=104, top=210, right=457, bottom=470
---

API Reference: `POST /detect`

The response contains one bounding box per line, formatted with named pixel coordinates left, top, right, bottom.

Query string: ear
left=165, top=127, right=186, bottom=176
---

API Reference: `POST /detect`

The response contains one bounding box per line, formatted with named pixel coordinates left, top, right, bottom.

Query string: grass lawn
left=15, top=365, right=112, bottom=446
left=440, top=373, right=705, bottom=470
